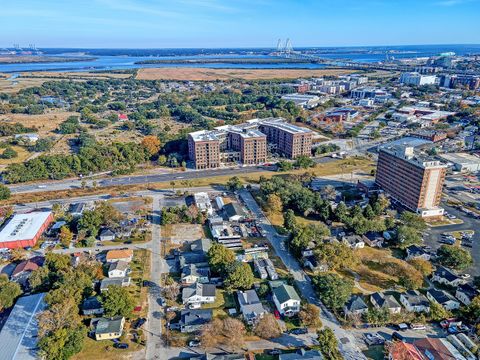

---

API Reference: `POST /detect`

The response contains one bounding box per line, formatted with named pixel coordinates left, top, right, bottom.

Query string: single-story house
left=108, top=260, right=130, bottom=278
left=182, top=283, right=216, bottom=307
left=99, top=229, right=116, bottom=242
left=343, top=295, right=368, bottom=317
left=10, top=256, right=44, bottom=287
left=190, top=238, right=212, bottom=254
left=399, top=290, right=430, bottom=313
left=279, top=348, right=324, bottom=360
left=431, top=266, right=465, bottom=287
left=179, top=309, right=213, bottom=333
left=370, top=292, right=402, bottom=314
left=342, top=235, right=365, bottom=249
left=455, top=283, right=479, bottom=306
left=362, top=232, right=384, bottom=248
left=426, top=288, right=460, bottom=311
left=223, top=203, right=246, bottom=222
left=405, top=245, right=431, bottom=261
left=82, top=296, right=104, bottom=316
left=272, top=283, right=301, bottom=316
left=100, top=277, right=131, bottom=292
left=236, top=289, right=267, bottom=325
left=93, top=317, right=125, bottom=340
left=105, top=249, right=133, bottom=263
left=181, top=264, right=210, bottom=285
left=69, top=203, right=86, bottom=218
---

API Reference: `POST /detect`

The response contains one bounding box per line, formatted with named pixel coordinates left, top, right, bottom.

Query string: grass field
left=0, top=146, right=31, bottom=166
left=0, top=111, right=78, bottom=135
left=136, top=67, right=354, bottom=81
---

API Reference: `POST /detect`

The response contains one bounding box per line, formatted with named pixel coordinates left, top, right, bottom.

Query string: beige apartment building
left=188, top=118, right=312, bottom=169
left=375, top=146, right=446, bottom=218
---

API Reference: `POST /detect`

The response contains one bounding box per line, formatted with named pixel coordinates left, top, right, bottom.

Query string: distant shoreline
left=135, top=58, right=316, bottom=65
left=0, top=56, right=96, bottom=65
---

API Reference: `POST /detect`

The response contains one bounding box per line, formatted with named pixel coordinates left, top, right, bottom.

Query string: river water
left=1, top=44, right=479, bottom=73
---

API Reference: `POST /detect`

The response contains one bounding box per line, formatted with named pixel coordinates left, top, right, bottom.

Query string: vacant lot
left=136, top=67, right=353, bottom=81
left=0, top=111, right=78, bottom=135
left=0, top=146, right=31, bottom=167
left=0, top=75, right=48, bottom=93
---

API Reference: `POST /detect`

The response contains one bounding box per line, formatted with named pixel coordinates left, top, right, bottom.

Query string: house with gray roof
left=399, top=290, right=430, bottom=313
left=456, top=283, right=479, bottom=306
left=431, top=266, right=466, bottom=287
left=179, top=309, right=213, bottom=333
left=370, top=292, right=402, bottom=314
left=190, top=238, right=212, bottom=254
left=236, top=289, right=267, bottom=325
left=181, top=264, right=210, bottom=285
left=279, top=348, right=324, bottom=360
left=100, top=277, right=131, bottom=292
left=182, top=283, right=216, bottom=307
left=93, top=316, right=125, bottom=340
left=82, top=296, right=104, bottom=316
left=223, top=203, right=246, bottom=222
left=427, top=288, right=460, bottom=311
left=108, top=260, right=130, bottom=278
left=343, top=295, right=368, bottom=317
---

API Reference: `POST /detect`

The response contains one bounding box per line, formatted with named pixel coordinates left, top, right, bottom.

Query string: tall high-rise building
left=375, top=145, right=446, bottom=218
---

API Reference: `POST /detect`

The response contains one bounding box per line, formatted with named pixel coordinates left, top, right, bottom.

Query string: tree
left=163, top=282, right=180, bottom=302
left=0, top=274, right=22, bottom=311
left=283, top=209, right=297, bottom=231
left=141, top=135, right=161, bottom=156
left=312, top=273, right=353, bottom=310
left=294, top=155, right=315, bottom=169
left=266, top=193, right=283, bottom=214
left=334, top=202, right=349, bottom=223
left=364, top=308, right=390, bottom=326
left=101, top=285, right=135, bottom=318
left=400, top=211, right=426, bottom=231
left=254, top=314, right=282, bottom=339
left=38, top=297, right=82, bottom=337
left=408, top=258, right=433, bottom=276
left=0, top=184, right=11, bottom=200
left=429, top=301, right=451, bottom=321
left=38, top=326, right=85, bottom=360
left=1, top=146, right=17, bottom=159
left=59, top=226, right=73, bottom=248
left=320, top=185, right=337, bottom=201
left=396, top=225, right=422, bottom=249
left=225, top=262, right=254, bottom=290
left=436, top=245, right=473, bottom=271
left=290, top=223, right=330, bottom=256
left=208, top=244, right=235, bottom=274
left=298, top=304, right=322, bottom=328
left=317, top=327, right=343, bottom=360
left=314, top=242, right=357, bottom=271
left=227, top=176, right=243, bottom=191
left=221, top=317, right=246, bottom=348
left=200, top=318, right=222, bottom=348
left=9, top=248, right=27, bottom=261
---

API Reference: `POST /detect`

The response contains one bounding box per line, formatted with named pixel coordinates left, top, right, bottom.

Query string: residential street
left=239, top=189, right=367, bottom=360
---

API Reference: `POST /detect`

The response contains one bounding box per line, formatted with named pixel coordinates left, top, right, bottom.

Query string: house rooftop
left=95, top=316, right=124, bottom=335
left=272, top=284, right=301, bottom=304
left=0, top=212, right=52, bottom=244
left=106, top=249, right=133, bottom=261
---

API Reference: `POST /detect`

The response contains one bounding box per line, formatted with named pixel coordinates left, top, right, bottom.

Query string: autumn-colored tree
left=141, top=135, right=161, bottom=156
left=299, top=304, right=322, bottom=328
left=221, top=317, right=246, bottom=348
left=254, top=314, right=282, bottom=339
left=266, top=194, right=283, bottom=214
left=200, top=318, right=222, bottom=348
left=163, top=282, right=180, bottom=302
left=10, top=248, right=27, bottom=261
left=59, top=226, right=73, bottom=248
left=408, top=258, right=433, bottom=276
left=38, top=297, right=82, bottom=337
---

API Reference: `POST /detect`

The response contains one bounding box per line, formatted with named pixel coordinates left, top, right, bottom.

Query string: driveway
left=238, top=189, right=367, bottom=360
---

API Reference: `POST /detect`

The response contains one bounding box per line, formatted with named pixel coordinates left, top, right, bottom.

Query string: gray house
left=236, top=289, right=267, bottom=325
left=179, top=309, right=213, bottom=333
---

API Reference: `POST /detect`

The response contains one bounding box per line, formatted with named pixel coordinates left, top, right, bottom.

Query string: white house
left=181, top=264, right=210, bottom=285
left=399, top=290, right=430, bottom=313
left=455, top=284, right=479, bottom=306
left=431, top=266, right=466, bottom=287
left=272, top=283, right=301, bottom=316
left=108, top=260, right=130, bottom=278
left=342, top=235, right=365, bottom=249
left=405, top=245, right=431, bottom=261
left=182, top=283, right=216, bottom=307
left=426, top=288, right=460, bottom=311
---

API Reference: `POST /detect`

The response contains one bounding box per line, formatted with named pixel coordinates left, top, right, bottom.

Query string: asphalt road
left=238, top=189, right=367, bottom=360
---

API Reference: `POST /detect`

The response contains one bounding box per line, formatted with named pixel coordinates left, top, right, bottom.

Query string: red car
left=274, top=309, right=281, bottom=319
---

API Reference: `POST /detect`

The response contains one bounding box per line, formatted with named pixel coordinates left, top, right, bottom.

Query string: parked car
left=267, top=349, right=282, bottom=355
left=189, top=340, right=201, bottom=347
left=133, top=318, right=146, bottom=329
left=274, top=309, right=281, bottom=319
left=113, top=343, right=129, bottom=349
left=364, top=333, right=385, bottom=346
left=410, top=323, right=426, bottom=331
left=289, top=328, right=308, bottom=335
left=397, top=323, right=408, bottom=331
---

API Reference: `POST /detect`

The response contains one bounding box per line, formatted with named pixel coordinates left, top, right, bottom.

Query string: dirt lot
left=136, top=67, right=353, bottom=81
left=163, top=224, right=204, bottom=244
left=0, top=111, right=78, bottom=135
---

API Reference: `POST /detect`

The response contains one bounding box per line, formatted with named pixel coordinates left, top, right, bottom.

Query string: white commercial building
left=439, top=153, right=480, bottom=173
left=400, top=72, right=437, bottom=86
left=281, top=93, right=320, bottom=109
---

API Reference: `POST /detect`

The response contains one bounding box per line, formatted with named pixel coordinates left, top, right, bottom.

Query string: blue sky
left=1, top=0, right=479, bottom=48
